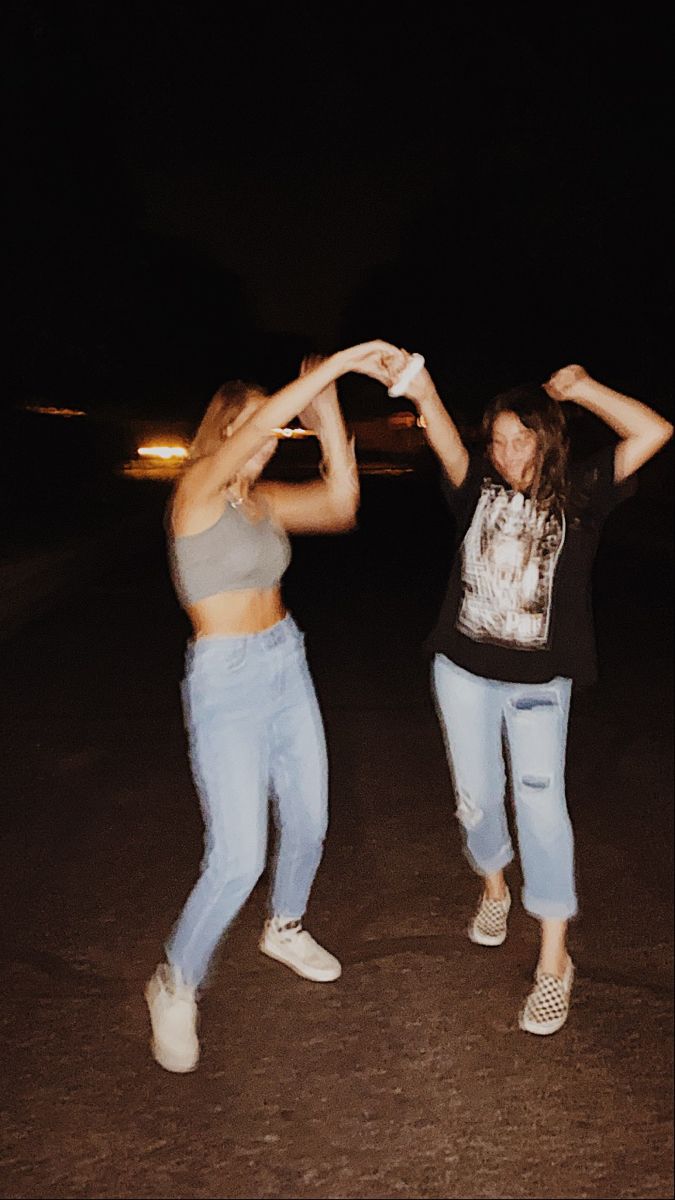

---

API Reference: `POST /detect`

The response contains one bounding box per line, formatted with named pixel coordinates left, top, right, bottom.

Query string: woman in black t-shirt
left=391, top=356, right=672, bottom=1035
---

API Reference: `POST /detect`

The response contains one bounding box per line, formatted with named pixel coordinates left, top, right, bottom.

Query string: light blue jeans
left=166, top=615, right=329, bottom=989
left=432, top=655, right=577, bottom=920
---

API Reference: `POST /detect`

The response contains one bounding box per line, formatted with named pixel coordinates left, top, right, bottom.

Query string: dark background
left=3, top=5, right=673, bottom=557
left=6, top=4, right=673, bottom=415
left=2, top=12, right=673, bottom=1197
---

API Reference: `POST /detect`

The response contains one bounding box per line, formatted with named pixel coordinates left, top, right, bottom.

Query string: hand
left=543, top=364, right=591, bottom=402
left=390, top=348, right=435, bottom=407
left=342, top=340, right=407, bottom=388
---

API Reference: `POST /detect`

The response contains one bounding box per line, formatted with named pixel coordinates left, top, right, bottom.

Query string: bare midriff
left=186, top=586, right=287, bottom=638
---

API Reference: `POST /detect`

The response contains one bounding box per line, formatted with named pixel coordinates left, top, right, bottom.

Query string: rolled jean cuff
left=522, top=889, right=578, bottom=921
left=470, top=845, right=514, bottom=877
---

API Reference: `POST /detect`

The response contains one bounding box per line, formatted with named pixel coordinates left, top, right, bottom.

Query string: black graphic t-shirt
left=426, top=444, right=635, bottom=686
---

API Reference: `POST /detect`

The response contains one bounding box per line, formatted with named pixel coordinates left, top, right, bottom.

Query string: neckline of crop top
left=172, top=498, right=274, bottom=542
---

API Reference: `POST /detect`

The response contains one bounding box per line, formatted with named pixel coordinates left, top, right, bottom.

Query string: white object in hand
left=388, top=353, right=425, bottom=398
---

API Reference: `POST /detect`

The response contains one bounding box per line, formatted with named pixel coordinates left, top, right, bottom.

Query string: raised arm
left=544, top=365, right=673, bottom=482
left=391, top=350, right=469, bottom=486
left=181, top=341, right=405, bottom=507
left=260, top=355, right=360, bottom=533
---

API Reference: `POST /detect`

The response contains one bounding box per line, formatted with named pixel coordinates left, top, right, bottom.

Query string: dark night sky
left=6, top=3, right=673, bottom=418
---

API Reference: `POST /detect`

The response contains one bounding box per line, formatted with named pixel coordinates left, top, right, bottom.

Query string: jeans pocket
left=185, top=640, right=250, bottom=712
left=194, top=638, right=249, bottom=673
left=215, top=641, right=249, bottom=674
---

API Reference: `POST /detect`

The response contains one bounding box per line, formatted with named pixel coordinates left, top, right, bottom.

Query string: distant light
left=137, top=444, right=188, bottom=460
left=271, top=427, right=316, bottom=439
left=24, top=404, right=87, bottom=417
left=387, top=411, right=417, bottom=429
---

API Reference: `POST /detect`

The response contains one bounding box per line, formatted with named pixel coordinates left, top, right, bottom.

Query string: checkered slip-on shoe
left=519, top=957, right=575, bottom=1036
left=468, top=888, right=511, bottom=946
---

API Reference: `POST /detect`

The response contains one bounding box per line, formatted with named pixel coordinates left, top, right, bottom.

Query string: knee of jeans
left=508, top=695, right=564, bottom=792
left=455, top=789, right=484, bottom=831
left=278, top=802, right=328, bottom=847
left=203, top=847, right=266, bottom=896
left=298, top=824, right=327, bottom=858
left=516, top=775, right=569, bottom=839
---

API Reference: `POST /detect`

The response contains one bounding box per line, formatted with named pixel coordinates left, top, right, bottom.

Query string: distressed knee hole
left=521, top=774, right=551, bottom=790
left=510, top=693, right=559, bottom=711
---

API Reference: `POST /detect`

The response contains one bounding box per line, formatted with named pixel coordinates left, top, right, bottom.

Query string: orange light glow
left=387, top=411, right=417, bottom=429
left=24, top=404, right=87, bottom=417
left=137, top=444, right=188, bottom=460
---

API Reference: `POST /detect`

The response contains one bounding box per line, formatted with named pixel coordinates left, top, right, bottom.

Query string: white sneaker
left=469, top=887, right=511, bottom=946
left=144, top=963, right=199, bottom=1073
left=259, top=917, right=342, bottom=982
left=519, top=957, right=575, bottom=1036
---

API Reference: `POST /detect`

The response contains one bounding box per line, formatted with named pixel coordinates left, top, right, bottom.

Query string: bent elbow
left=648, top=419, right=674, bottom=459
left=329, top=494, right=360, bottom=532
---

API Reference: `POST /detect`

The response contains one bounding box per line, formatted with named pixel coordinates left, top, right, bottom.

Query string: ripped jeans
left=432, top=655, right=576, bottom=920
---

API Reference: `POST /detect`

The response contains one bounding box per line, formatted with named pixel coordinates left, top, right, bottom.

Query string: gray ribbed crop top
left=168, top=500, right=292, bottom=608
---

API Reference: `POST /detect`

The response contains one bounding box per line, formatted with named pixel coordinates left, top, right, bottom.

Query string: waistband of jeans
left=188, top=613, right=300, bottom=658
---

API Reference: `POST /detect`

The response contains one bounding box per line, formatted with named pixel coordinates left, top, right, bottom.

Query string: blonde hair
left=189, top=380, right=268, bottom=460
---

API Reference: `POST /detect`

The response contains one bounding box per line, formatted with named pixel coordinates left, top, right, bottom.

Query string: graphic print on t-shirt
left=457, top=480, right=565, bottom=650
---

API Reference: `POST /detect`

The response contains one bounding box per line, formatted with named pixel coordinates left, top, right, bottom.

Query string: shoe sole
left=259, top=941, right=342, bottom=982
left=468, top=927, right=507, bottom=946
left=144, top=981, right=199, bottom=1073
left=518, top=961, right=574, bottom=1035
left=518, top=1012, right=569, bottom=1036
left=149, top=1039, right=199, bottom=1073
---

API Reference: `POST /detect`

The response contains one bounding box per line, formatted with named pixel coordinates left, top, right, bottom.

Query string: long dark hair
left=481, top=384, right=570, bottom=511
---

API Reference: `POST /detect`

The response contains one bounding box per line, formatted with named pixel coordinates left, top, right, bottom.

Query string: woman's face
left=489, top=411, right=538, bottom=490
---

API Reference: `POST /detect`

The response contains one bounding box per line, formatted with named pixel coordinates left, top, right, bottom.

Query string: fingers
left=342, top=340, right=414, bottom=388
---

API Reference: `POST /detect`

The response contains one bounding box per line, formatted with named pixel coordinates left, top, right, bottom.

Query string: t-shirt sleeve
left=439, top=452, right=485, bottom=524
left=573, top=442, right=637, bottom=522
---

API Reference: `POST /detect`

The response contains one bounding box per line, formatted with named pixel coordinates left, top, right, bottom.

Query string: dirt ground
left=1, top=469, right=672, bottom=1199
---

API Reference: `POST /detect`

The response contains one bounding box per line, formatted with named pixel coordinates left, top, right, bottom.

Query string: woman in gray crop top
left=145, top=340, right=407, bottom=1073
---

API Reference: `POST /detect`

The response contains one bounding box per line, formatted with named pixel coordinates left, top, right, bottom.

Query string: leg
left=432, top=655, right=513, bottom=878
left=267, top=654, right=328, bottom=922
left=260, top=637, right=340, bottom=981
left=146, top=638, right=271, bottom=1073
left=432, top=655, right=514, bottom=945
left=167, top=664, right=271, bottom=990
left=166, top=713, right=270, bottom=990
left=503, top=676, right=576, bottom=936
left=503, top=677, right=575, bottom=1033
